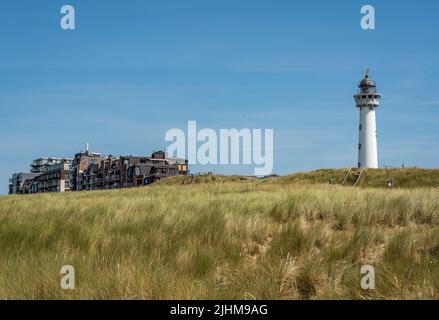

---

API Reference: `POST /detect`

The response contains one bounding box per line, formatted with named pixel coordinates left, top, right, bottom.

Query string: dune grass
left=278, top=168, right=439, bottom=188
left=162, top=168, right=439, bottom=189
left=0, top=173, right=438, bottom=299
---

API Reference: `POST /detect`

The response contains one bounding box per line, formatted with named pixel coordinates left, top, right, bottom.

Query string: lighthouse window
left=359, top=124, right=362, bottom=131
left=358, top=143, right=362, bottom=150
left=368, top=95, right=373, bottom=99
left=362, top=95, right=366, bottom=99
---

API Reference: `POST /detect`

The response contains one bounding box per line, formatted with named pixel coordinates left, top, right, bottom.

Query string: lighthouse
left=354, top=69, right=381, bottom=169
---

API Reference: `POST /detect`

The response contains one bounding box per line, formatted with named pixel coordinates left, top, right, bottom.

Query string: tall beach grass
left=0, top=173, right=438, bottom=299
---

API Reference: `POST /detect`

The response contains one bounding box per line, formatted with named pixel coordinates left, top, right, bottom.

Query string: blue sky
left=1, top=0, right=439, bottom=194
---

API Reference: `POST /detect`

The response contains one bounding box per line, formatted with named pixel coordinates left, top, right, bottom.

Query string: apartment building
left=8, top=172, right=40, bottom=194
left=8, top=148, right=188, bottom=194
left=31, top=157, right=65, bottom=173
left=70, top=150, right=103, bottom=191
left=27, top=159, right=72, bottom=193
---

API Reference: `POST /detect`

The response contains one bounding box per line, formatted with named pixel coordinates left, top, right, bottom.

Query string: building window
left=358, top=143, right=361, bottom=150
left=359, top=124, right=362, bottom=131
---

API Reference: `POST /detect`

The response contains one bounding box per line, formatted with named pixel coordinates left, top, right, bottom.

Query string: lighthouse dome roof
left=359, top=73, right=376, bottom=87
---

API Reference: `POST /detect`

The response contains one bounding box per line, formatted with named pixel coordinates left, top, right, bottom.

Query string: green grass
left=0, top=169, right=438, bottom=299
left=279, top=168, right=439, bottom=188
left=162, top=168, right=439, bottom=188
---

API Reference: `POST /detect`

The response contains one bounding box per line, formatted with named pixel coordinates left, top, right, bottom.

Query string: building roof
left=358, top=70, right=376, bottom=87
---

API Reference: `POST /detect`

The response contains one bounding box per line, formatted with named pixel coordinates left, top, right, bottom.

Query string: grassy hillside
left=0, top=171, right=438, bottom=299
left=162, top=168, right=439, bottom=188
left=279, top=168, right=439, bottom=188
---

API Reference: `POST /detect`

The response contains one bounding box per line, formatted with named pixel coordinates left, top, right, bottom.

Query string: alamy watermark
left=60, top=5, right=75, bottom=30
left=60, top=265, right=75, bottom=290
left=165, top=121, right=273, bottom=176
left=360, top=265, right=375, bottom=290
left=59, top=4, right=373, bottom=31
left=361, top=5, right=375, bottom=30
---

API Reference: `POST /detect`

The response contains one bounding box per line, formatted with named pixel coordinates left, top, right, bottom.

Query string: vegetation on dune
left=162, top=168, right=439, bottom=189
left=0, top=171, right=438, bottom=299
left=281, top=168, right=439, bottom=188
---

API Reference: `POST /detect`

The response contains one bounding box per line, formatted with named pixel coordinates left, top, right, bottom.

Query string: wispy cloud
left=418, top=100, right=439, bottom=107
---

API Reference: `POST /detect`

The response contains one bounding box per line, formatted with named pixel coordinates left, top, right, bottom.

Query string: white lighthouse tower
left=354, top=69, right=381, bottom=169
